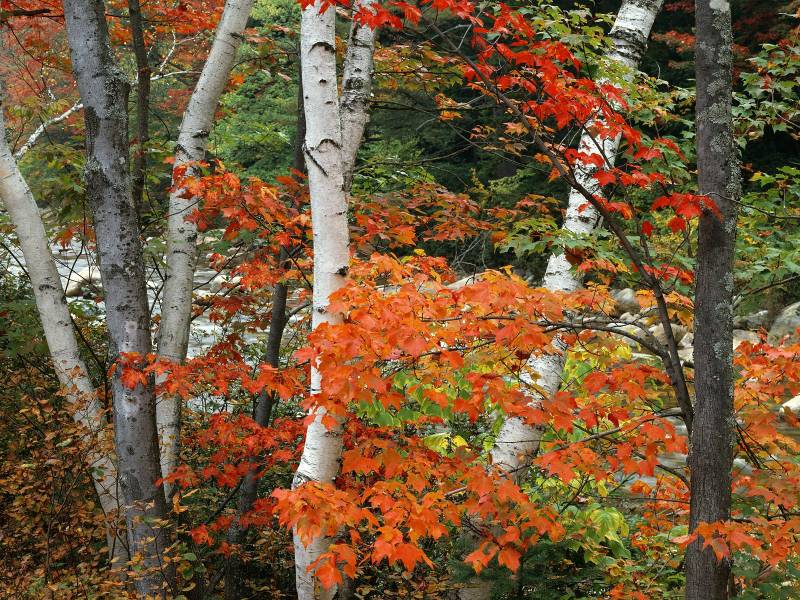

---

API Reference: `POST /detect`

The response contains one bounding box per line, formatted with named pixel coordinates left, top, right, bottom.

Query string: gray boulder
left=611, top=288, right=640, bottom=316
left=680, top=332, right=693, bottom=349
left=782, top=394, right=800, bottom=415
left=678, top=347, right=694, bottom=366
left=650, top=322, right=688, bottom=347
left=734, top=309, right=769, bottom=330
left=733, top=329, right=760, bottom=349
left=768, top=301, right=800, bottom=345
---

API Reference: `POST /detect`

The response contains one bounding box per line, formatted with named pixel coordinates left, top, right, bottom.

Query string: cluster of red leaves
left=154, top=210, right=800, bottom=594
left=405, top=0, right=722, bottom=257
left=649, top=192, right=721, bottom=233
left=353, top=183, right=523, bottom=251
left=118, top=341, right=305, bottom=401
left=179, top=166, right=309, bottom=251
left=652, top=31, right=696, bottom=55
left=178, top=413, right=303, bottom=490
left=159, top=250, right=595, bottom=586
left=264, top=255, right=694, bottom=586
left=273, top=427, right=567, bottom=589
left=353, top=0, right=475, bottom=30
left=164, top=411, right=307, bottom=555
left=161, top=165, right=528, bottom=341
left=293, top=256, right=567, bottom=419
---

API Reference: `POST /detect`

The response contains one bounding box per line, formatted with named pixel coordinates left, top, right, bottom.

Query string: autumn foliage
left=3, top=0, right=800, bottom=596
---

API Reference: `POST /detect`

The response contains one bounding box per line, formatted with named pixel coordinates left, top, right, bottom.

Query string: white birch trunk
left=489, top=0, right=664, bottom=479
left=0, top=89, right=124, bottom=560
left=492, top=0, right=663, bottom=479
left=291, top=2, right=350, bottom=597
left=340, top=0, right=378, bottom=192
left=62, top=0, right=169, bottom=592
left=157, top=0, right=254, bottom=494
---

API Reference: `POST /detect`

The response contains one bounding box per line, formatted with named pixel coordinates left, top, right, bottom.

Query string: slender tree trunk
left=0, top=86, right=126, bottom=563
left=128, top=0, right=151, bottom=213
left=223, top=269, right=287, bottom=598
left=322, top=15, right=377, bottom=594
left=489, top=0, right=664, bottom=478
left=455, top=5, right=664, bottom=598
left=223, top=80, right=304, bottom=599
left=685, top=1, right=739, bottom=598
left=14, top=101, right=83, bottom=161
left=292, top=2, right=351, bottom=597
left=61, top=0, right=169, bottom=593
left=157, top=0, right=255, bottom=496
left=340, top=0, right=377, bottom=193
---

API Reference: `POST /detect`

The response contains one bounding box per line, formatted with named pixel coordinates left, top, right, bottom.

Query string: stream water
left=4, top=238, right=227, bottom=357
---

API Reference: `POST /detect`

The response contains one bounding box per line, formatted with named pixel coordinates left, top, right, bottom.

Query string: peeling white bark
left=157, top=0, right=255, bottom=494
left=291, top=1, right=351, bottom=597
left=340, top=0, right=377, bottom=192
left=0, top=89, right=123, bottom=557
left=489, top=0, right=665, bottom=484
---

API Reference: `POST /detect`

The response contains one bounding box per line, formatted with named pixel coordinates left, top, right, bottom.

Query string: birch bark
left=291, top=2, right=350, bottom=597
left=685, top=0, right=738, bottom=597
left=340, top=0, right=377, bottom=192
left=14, top=101, right=83, bottom=160
left=62, top=0, right=169, bottom=592
left=157, top=0, right=254, bottom=494
left=0, top=87, right=124, bottom=560
left=489, top=0, right=664, bottom=479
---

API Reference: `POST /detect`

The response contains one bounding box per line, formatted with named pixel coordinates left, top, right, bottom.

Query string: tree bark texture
left=61, top=0, right=169, bottom=592
left=340, top=0, right=377, bottom=193
left=686, top=0, right=739, bottom=598
left=291, top=1, right=351, bottom=597
left=128, top=0, right=151, bottom=213
left=157, top=0, right=255, bottom=495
